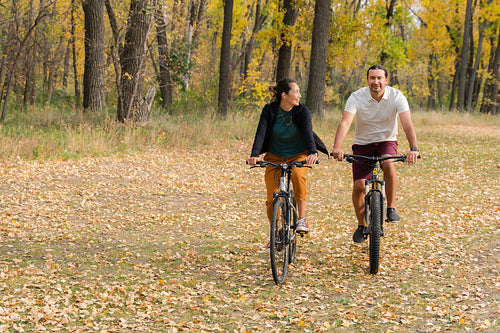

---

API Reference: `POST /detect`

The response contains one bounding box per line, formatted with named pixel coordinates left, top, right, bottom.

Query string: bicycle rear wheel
left=270, top=198, right=289, bottom=284
left=369, top=191, right=382, bottom=274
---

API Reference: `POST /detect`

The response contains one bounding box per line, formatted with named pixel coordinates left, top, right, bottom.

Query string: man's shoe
left=264, top=241, right=270, bottom=253
left=353, top=225, right=365, bottom=243
left=386, top=208, right=400, bottom=223
left=296, top=218, right=309, bottom=234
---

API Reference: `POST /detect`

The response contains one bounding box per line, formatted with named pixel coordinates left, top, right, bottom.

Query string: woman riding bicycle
left=246, top=78, right=328, bottom=251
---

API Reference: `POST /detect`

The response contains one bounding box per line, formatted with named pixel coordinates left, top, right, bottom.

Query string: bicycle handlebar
left=343, top=154, right=421, bottom=164
left=246, top=160, right=314, bottom=169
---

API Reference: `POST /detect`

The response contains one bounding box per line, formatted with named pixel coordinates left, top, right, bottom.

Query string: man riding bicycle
left=331, top=65, right=420, bottom=243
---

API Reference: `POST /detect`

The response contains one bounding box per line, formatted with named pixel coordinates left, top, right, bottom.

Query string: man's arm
left=399, top=110, right=419, bottom=164
left=332, top=111, right=355, bottom=161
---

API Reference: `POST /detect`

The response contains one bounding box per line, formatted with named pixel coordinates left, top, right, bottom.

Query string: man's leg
left=352, top=178, right=366, bottom=243
left=351, top=143, right=375, bottom=243
left=382, top=156, right=400, bottom=222
left=381, top=156, right=397, bottom=209
left=352, top=179, right=366, bottom=226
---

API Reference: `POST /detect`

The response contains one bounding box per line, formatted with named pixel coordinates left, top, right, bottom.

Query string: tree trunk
left=275, top=0, right=299, bottom=82
left=155, top=10, right=173, bottom=112
left=22, top=44, right=37, bottom=108
left=47, top=36, right=65, bottom=104
left=0, top=4, right=50, bottom=121
left=62, top=39, right=71, bottom=91
left=82, top=0, right=106, bottom=112
left=305, top=0, right=330, bottom=116
left=449, top=62, right=459, bottom=110
left=466, top=5, right=488, bottom=112
left=104, top=0, right=124, bottom=116
left=192, top=0, right=207, bottom=44
left=71, top=0, right=81, bottom=107
left=133, top=86, right=156, bottom=122
left=117, top=0, right=158, bottom=122
left=480, top=26, right=500, bottom=114
left=243, top=0, right=267, bottom=81
left=380, top=0, right=397, bottom=65
left=426, top=53, right=436, bottom=110
left=457, top=0, right=473, bottom=109
left=218, top=0, right=233, bottom=117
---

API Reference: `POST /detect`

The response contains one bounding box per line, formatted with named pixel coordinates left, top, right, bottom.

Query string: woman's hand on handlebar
left=247, top=157, right=259, bottom=165
left=305, top=153, right=318, bottom=166
left=331, top=148, right=344, bottom=162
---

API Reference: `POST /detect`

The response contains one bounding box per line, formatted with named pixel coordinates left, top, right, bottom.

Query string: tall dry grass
left=0, top=106, right=259, bottom=161
left=0, top=105, right=498, bottom=162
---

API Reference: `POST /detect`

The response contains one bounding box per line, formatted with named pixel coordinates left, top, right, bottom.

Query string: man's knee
left=353, top=179, right=365, bottom=194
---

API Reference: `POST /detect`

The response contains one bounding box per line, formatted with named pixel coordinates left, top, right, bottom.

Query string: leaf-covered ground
left=0, top=120, right=499, bottom=332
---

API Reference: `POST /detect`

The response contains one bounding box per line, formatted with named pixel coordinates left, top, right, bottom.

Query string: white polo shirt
left=345, top=86, right=410, bottom=145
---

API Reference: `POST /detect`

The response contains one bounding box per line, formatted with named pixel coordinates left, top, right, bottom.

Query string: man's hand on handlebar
left=246, top=157, right=259, bottom=166
left=406, top=151, right=419, bottom=165
left=330, top=148, right=344, bottom=162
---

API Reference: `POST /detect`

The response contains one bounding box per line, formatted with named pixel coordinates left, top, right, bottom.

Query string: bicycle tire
left=270, top=197, right=289, bottom=285
left=369, top=191, right=382, bottom=274
left=288, top=196, right=298, bottom=264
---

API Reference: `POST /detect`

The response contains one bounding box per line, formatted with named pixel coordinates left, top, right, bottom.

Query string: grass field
left=0, top=110, right=499, bottom=332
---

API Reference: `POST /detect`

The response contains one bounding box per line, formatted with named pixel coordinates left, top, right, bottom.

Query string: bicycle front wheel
left=270, top=197, right=289, bottom=285
left=288, top=197, right=298, bottom=264
left=369, top=191, right=382, bottom=274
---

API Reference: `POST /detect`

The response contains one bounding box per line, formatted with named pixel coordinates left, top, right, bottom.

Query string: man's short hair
left=367, top=64, right=388, bottom=78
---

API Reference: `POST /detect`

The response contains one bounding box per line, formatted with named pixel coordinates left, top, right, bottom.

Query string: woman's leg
left=296, top=200, right=306, bottom=220
left=290, top=152, right=309, bottom=220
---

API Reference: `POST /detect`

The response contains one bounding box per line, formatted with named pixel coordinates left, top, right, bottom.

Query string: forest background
left=0, top=0, right=499, bottom=125
left=0, top=1, right=499, bottom=331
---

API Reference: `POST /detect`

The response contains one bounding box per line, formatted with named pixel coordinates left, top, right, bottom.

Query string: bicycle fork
left=364, top=179, right=386, bottom=237
left=272, top=192, right=295, bottom=248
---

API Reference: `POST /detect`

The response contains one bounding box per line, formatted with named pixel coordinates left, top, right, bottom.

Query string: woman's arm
left=250, top=104, right=272, bottom=157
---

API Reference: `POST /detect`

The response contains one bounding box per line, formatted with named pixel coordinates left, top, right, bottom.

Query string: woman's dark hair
left=367, top=64, right=388, bottom=78
left=270, top=78, right=296, bottom=103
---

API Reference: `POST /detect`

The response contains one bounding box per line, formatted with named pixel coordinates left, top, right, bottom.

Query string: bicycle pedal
left=298, top=231, right=307, bottom=236
left=362, top=226, right=369, bottom=238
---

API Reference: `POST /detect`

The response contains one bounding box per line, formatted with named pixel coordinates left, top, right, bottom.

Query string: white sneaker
left=296, top=218, right=309, bottom=234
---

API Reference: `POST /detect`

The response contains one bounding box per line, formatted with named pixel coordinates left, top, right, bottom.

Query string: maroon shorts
left=351, top=141, right=398, bottom=180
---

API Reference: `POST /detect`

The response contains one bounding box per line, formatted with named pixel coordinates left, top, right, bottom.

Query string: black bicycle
left=344, top=154, right=417, bottom=274
left=249, top=160, right=310, bottom=285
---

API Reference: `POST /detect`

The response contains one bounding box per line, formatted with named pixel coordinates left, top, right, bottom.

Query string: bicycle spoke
left=270, top=198, right=289, bottom=285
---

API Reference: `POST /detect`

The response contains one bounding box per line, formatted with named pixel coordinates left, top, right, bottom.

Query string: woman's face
left=281, top=83, right=301, bottom=109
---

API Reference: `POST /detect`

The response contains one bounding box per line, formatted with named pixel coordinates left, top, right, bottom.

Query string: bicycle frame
left=249, top=160, right=309, bottom=284
left=364, top=160, right=386, bottom=234
left=343, top=153, right=419, bottom=274
left=345, top=154, right=410, bottom=236
left=272, top=164, right=298, bottom=247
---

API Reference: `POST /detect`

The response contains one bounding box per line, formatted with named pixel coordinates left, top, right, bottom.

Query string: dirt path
left=0, top=130, right=499, bottom=331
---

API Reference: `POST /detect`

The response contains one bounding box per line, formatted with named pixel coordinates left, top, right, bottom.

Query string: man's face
left=367, top=69, right=389, bottom=95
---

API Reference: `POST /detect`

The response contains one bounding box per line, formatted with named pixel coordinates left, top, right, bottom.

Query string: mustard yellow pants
left=264, top=151, right=309, bottom=222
